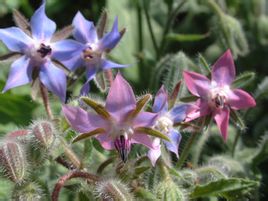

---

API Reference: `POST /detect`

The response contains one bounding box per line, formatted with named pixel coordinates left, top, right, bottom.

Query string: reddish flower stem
left=104, top=69, right=114, bottom=86
left=51, top=170, right=100, bottom=201
left=39, top=83, right=54, bottom=120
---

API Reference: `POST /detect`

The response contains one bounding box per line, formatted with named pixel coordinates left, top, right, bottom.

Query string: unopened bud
left=30, top=120, right=56, bottom=149
left=12, top=182, right=43, bottom=201
left=0, top=140, right=27, bottom=183
left=95, top=179, right=134, bottom=201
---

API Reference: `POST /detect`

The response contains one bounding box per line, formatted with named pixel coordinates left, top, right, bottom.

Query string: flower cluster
left=0, top=1, right=256, bottom=165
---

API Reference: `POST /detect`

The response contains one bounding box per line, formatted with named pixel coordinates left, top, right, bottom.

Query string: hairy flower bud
left=95, top=179, right=134, bottom=201
left=12, top=182, right=43, bottom=201
left=30, top=120, right=56, bottom=149
left=0, top=140, right=27, bottom=183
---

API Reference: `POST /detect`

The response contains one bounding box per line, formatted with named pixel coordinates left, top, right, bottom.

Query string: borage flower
left=63, top=12, right=128, bottom=94
left=63, top=73, right=169, bottom=162
left=183, top=49, right=256, bottom=140
left=0, top=1, right=81, bottom=101
left=148, top=86, right=190, bottom=166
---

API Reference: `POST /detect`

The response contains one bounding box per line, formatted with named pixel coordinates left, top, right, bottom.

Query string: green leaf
left=232, top=72, right=255, bottom=88
left=134, top=187, right=158, bottom=201
left=0, top=92, right=38, bottom=126
left=190, top=178, right=259, bottom=199
left=166, top=32, right=209, bottom=42
left=252, top=134, right=268, bottom=167
left=254, top=76, right=268, bottom=100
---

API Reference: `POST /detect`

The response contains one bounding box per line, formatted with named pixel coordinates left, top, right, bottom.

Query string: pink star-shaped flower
left=183, top=49, right=256, bottom=140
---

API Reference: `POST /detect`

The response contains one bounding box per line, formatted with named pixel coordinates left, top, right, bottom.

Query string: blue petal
left=2, top=56, right=33, bottom=92
left=39, top=61, right=66, bottom=102
left=101, top=59, right=129, bottom=70
left=169, top=104, right=190, bottom=124
left=51, top=39, right=84, bottom=61
left=72, top=11, right=98, bottom=44
left=62, top=54, right=84, bottom=71
left=98, top=17, right=121, bottom=51
left=152, top=85, right=168, bottom=113
left=30, top=2, right=56, bottom=41
left=0, top=27, right=33, bottom=52
left=80, top=67, right=96, bottom=95
left=164, top=129, right=181, bottom=157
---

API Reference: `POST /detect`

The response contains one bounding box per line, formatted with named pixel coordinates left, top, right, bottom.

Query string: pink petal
left=105, top=73, right=136, bottom=120
left=62, top=105, right=108, bottom=133
left=185, top=99, right=211, bottom=122
left=131, top=133, right=154, bottom=149
left=212, top=49, right=236, bottom=86
left=228, top=89, right=256, bottom=110
left=133, top=112, right=157, bottom=128
left=183, top=71, right=210, bottom=97
left=213, top=107, right=230, bottom=141
left=95, top=134, right=114, bottom=150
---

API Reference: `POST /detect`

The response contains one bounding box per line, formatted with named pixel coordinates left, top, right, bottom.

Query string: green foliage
left=190, top=178, right=259, bottom=199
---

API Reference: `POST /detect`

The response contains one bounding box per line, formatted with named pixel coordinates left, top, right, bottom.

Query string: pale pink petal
left=147, top=138, right=161, bottom=166
left=105, top=73, right=136, bottom=120
left=62, top=105, right=108, bottom=133
left=131, top=133, right=154, bottom=149
left=183, top=71, right=210, bottom=97
left=95, top=134, right=114, bottom=150
left=228, top=89, right=256, bottom=110
left=212, top=49, right=236, bottom=86
left=213, top=107, right=230, bottom=141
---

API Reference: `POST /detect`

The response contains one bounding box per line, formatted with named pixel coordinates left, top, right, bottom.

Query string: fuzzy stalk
left=176, top=131, right=199, bottom=169
left=60, top=138, right=81, bottom=169
left=51, top=170, right=99, bottom=201
left=39, top=83, right=54, bottom=120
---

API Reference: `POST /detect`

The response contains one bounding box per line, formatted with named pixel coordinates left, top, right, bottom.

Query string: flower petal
left=147, top=138, right=161, bottom=166
left=39, top=61, right=66, bottom=102
left=212, top=49, right=236, bottom=86
left=152, top=85, right=168, bottom=113
left=213, top=107, right=230, bottom=141
left=133, top=112, right=157, bottom=128
left=51, top=39, right=84, bottom=62
left=72, top=11, right=98, bottom=44
left=80, top=67, right=97, bottom=95
left=131, top=133, right=154, bottom=149
left=101, top=59, right=129, bottom=70
left=96, top=134, right=114, bottom=150
left=105, top=73, right=136, bottom=119
left=228, top=89, right=256, bottom=110
left=62, top=105, right=108, bottom=133
left=30, top=2, right=56, bottom=41
left=2, top=56, right=33, bottom=92
left=169, top=104, right=190, bottom=124
left=183, top=71, right=210, bottom=97
left=0, top=27, right=33, bottom=52
left=98, top=17, right=121, bottom=51
left=185, top=99, right=211, bottom=122
left=163, top=129, right=181, bottom=157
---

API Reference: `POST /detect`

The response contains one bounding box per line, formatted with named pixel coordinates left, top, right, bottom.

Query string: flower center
left=155, top=116, right=173, bottom=133
left=82, top=47, right=102, bottom=62
left=37, top=43, right=52, bottom=58
left=110, top=125, right=134, bottom=162
left=208, top=84, right=229, bottom=109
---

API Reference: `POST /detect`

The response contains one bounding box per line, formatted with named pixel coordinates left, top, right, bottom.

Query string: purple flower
left=0, top=1, right=81, bottom=102
left=62, top=73, right=168, bottom=162
left=183, top=49, right=256, bottom=140
left=147, top=86, right=190, bottom=166
left=63, top=12, right=128, bottom=94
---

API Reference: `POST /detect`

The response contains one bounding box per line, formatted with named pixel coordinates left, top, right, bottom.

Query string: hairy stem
left=97, top=156, right=116, bottom=174
left=39, top=83, right=54, bottom=120
left=51, top=170, right=100, bottom=201
left=176, top=132, right=199, bottom=169
left=55, top=156, right=76, bottom=170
